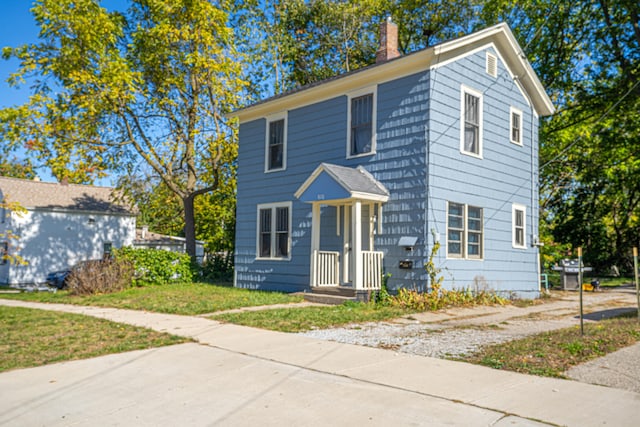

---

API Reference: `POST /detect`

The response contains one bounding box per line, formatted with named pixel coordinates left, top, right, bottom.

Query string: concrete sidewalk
left=1, top=299, right=639, bottom=426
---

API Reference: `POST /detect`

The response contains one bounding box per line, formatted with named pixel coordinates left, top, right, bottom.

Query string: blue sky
left=0, top=2, right=39, bottom=109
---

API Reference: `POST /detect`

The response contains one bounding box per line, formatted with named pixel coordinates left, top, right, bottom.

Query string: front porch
left=308, top=249, right=383, bottom=302
left=313, top=249, right=384, bottom=289
left=295, top=163, right=389, bottom=299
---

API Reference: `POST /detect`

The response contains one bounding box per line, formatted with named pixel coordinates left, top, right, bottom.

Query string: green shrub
left=114, top=247, right=193, bottom=286
left=390, top=286, right=508, bottom=311
left=374, top=273, right=392, bottom=306
left=67, top=258, right=134, bottom=295
left=200, top=252, right=234, bottom=282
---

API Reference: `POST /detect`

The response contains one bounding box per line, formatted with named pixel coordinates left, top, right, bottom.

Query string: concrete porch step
left=302, top=293, right=356, bottom=305
left=311, top=286, right=356, bottom=297
left=296, top=286, right=358, bottom=305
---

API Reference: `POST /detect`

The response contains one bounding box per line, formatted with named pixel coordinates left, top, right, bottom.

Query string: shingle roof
left=321, top=163, right=389, bottom=198
left=0, top=176, right=135, bottom=215
left=295, top=163, right=389, bottom=202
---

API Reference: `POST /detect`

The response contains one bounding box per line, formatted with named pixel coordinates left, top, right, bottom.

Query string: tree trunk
left=183, top=194, right=197, bottom=261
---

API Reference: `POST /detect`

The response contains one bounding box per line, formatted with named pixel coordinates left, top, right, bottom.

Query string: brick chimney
left=376, top=17, right=400, bottom=63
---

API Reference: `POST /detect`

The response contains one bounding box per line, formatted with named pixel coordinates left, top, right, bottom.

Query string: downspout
left=425, top=121, right=430, bottom=288
left=424, top=59, right=431, bottom=291
left=532, top=109, right=541, bottom=294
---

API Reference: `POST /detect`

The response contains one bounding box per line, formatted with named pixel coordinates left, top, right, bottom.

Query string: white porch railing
left=312, top=250, right=383, bottom=290
left=313, top=250, right=340, bottom=286
left=362, top=251, right=384, bottom=290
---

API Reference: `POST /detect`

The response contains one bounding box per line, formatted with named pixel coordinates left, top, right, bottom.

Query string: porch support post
left=369, top=203, right=375, bottom=250
left=310, top=203, right=321, bottom=287
left=352, top=200, right=362, bottom=290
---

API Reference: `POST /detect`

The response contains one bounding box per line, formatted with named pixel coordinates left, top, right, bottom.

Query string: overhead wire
left=539, top=78, right=640, bottom=170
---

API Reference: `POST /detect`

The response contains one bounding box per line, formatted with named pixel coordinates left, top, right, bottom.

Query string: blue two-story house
left=230, top=22, right=554, bottom=299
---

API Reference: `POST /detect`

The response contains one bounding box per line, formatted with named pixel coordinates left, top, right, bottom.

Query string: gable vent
left=486, top=52, right=497, bottom=77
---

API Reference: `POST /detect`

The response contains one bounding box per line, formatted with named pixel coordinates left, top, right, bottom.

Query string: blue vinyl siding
left=370, top=72, right=430, bottom=291
left=427, top=47, right=539, bottom=297
left=236, top=97, right=350, bottom=292
left=235, top=45, right=541, bottom=297
left=236, top=73, right=431, bottom=292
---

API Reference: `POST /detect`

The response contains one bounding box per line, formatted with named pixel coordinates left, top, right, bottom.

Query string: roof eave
left=430, top=23, right=554, bottom=116
left=231, top=51, right=434, bottom=123
left=29, top=206, right=135, bottom=216
left=229, top=23, right=554, bottom=122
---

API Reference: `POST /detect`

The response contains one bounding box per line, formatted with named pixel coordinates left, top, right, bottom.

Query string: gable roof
left=231, top=23, right=554, bottom=123
left=295, top=163, right=389, bottom=203
left=0, top=176, right=135, bottom=215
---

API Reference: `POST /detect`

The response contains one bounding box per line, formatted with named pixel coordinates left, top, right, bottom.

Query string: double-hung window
left=447, top=202, right=483, bottom=259
left=257, top=202, right=291, bottom=260
left=460, top=85, right=483, bottom=157
left=265, top=114, right=287, bottom=172
left=512, top=204, right=526, bottom=248
left=348, top=90, right=375, bottom=157
left=510, top=107, right=523, bottom=145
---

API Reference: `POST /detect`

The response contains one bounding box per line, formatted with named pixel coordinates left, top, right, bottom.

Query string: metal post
left=578, top=247, right=584, bottom=336
left=634, top=247, right=639, bottom=323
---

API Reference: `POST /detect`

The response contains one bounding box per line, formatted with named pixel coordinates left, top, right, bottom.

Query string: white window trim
left=446, top=201, right=484, bottom=260
left=460, top=84, right=483, bottom=159
left=512, top=204, right=527, bottom=249
left=446, top=201, right=464, bottom=259
left=264, top=112, right=288, bottom=173
left=346, top=87, right=377, bottom=159
left=255, top=201, right=292, bottom=261
left=509, top=106, right=523, bottom=146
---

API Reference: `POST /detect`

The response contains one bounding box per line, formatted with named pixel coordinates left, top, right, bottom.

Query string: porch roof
left=294, top=163, right=389, bottom=203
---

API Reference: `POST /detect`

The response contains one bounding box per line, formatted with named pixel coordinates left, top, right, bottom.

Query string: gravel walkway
left=300, top=317, right=578, bottom=358
left=298, top=288, right=640, bottom=392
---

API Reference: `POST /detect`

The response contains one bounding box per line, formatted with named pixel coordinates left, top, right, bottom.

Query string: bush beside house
left=114, top=247, right=193, bottom=286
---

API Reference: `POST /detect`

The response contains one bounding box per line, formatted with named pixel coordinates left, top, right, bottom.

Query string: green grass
left=544, top=273, right=635, bottom=289
left=0, top=306, right=190, bottom=372
left=594, top=276, right=634, bottom=287
left=458, top=312, right=640, bottom=377
left=0, top=282, right=304, bottom=315
left=211, top=302, right=411, bottom=332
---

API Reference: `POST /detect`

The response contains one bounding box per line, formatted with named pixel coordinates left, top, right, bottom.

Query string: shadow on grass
left=580, top=307, right=638, bottom=321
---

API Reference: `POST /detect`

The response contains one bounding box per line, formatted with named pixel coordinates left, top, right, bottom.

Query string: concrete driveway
left=0, top=297, right=639, bottom=426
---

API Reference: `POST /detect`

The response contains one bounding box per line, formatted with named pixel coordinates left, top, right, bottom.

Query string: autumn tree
left=236, top=0, right=481, bottom=92
left=0, top=0, right=245, bottom=258
left=120, top=171, right=235, bottom=253
left=0, top=154, right=35, bottom=180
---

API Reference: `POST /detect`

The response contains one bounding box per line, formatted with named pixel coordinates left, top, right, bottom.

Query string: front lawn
left=0, top=282, right=304, bottom=315
left=211, top=302, right=411, bottom=332
left=458, top=312, right=640, bottom=377
left=0, top=306, right=189, bottom=372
